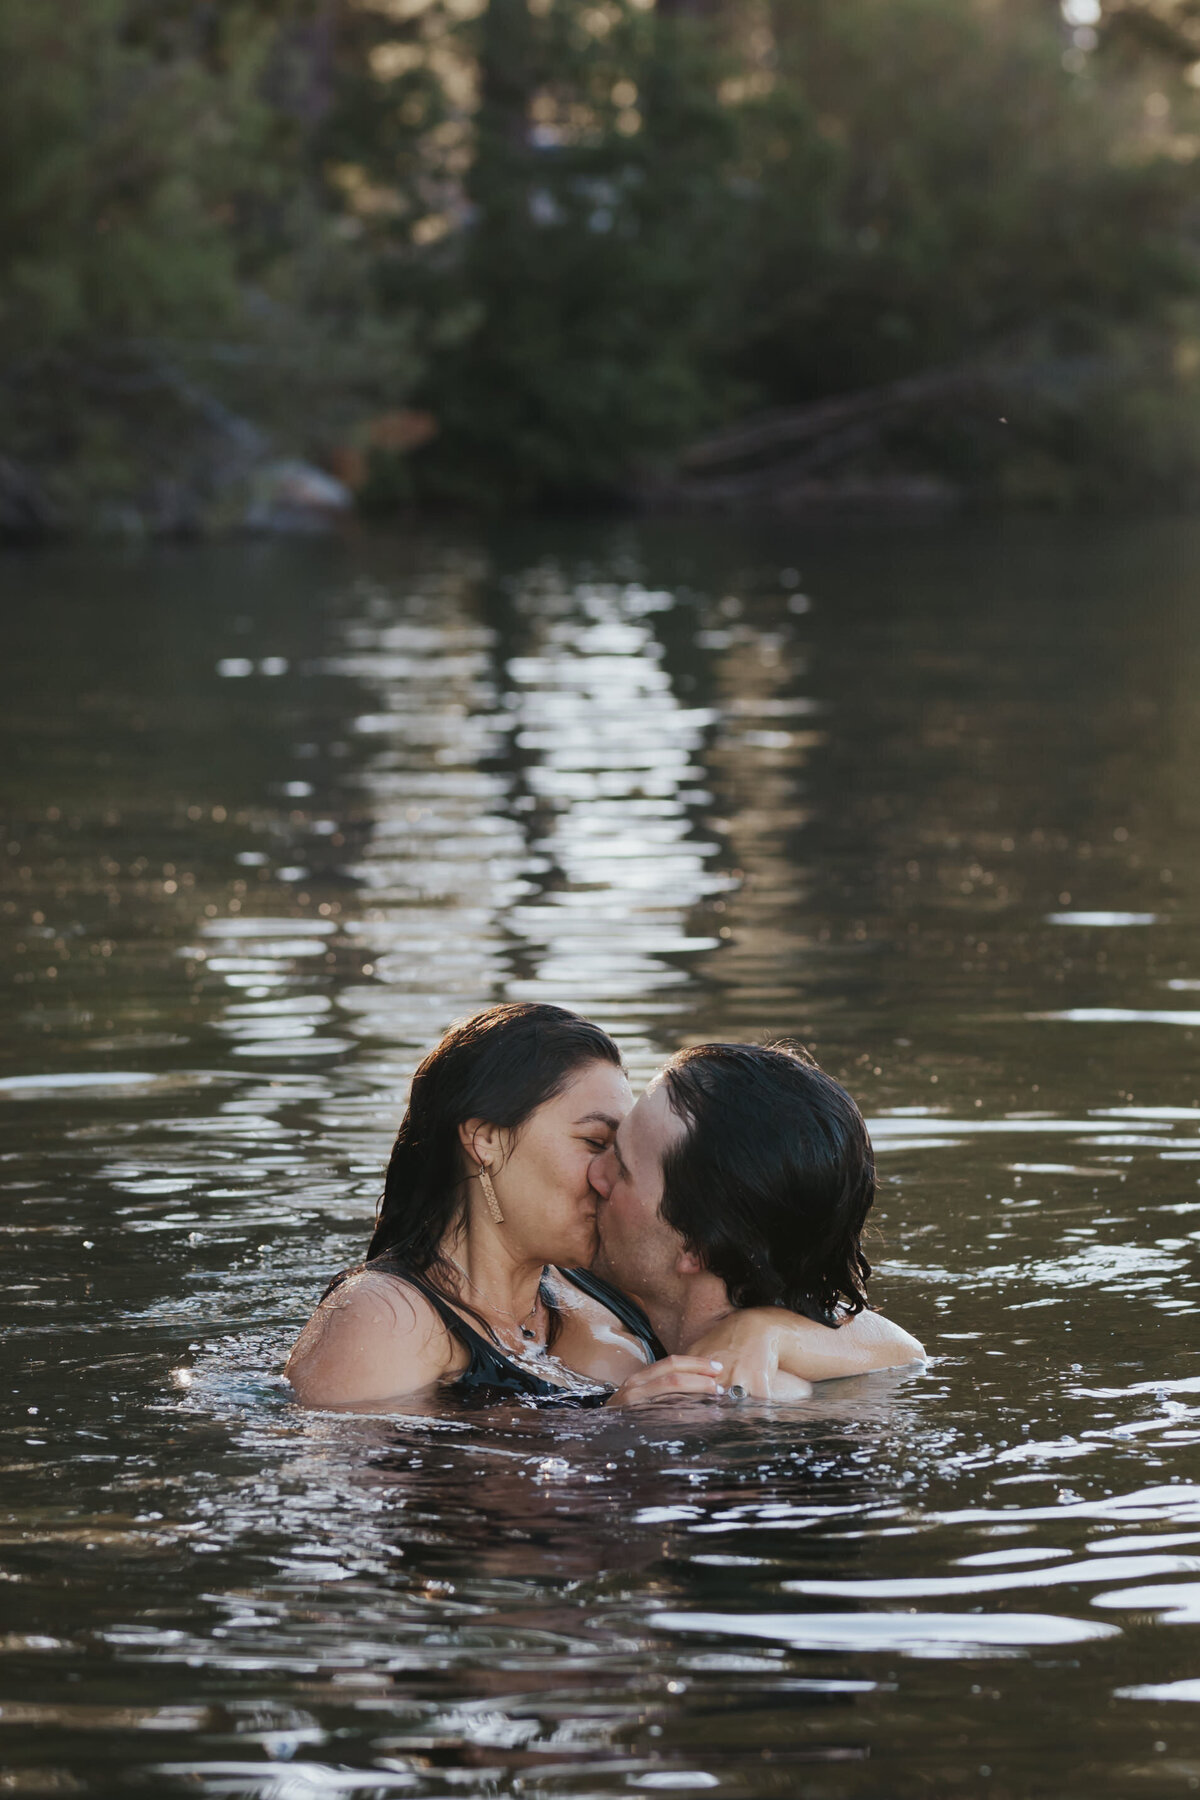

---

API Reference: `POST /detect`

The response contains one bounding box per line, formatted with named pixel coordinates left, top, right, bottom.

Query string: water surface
left=3, top=518, right=1200, bottom=1798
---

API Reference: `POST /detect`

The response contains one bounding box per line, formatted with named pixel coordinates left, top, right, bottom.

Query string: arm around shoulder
left=285, top=1270, right=456, bottom=1408
left=770, top=1307, right=925, bottom=1384
left=693, top=1305, right=925, bottom=1399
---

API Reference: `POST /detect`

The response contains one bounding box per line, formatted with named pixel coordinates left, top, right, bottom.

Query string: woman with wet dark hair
left=286, top=1002, right=722, bottom=1408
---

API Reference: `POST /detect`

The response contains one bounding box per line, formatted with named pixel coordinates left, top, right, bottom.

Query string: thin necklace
left=445, top=1253, right=546, bottom=1342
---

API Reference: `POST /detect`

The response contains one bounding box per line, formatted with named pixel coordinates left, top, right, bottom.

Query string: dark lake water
left=3, top=516, right=1200, bottom=1799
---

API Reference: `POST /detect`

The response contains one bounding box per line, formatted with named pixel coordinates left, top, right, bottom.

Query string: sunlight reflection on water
left=5, top=521, right=1200, bottom=1797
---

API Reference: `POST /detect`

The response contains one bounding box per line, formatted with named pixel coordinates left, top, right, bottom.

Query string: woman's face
left=490, top=1060, right=633, bottom=1267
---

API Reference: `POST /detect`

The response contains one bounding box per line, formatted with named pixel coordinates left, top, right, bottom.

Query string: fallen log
left=679, top=363, right=992, bottom=476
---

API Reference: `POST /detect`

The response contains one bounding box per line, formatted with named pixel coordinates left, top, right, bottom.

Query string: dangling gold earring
left=478, top=1162, right=504, bottom=1224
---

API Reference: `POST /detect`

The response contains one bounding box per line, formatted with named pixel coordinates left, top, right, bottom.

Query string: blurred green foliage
left=4, top=0, right=1200, bottom=526
left=1, top=0, right=417, bottom=527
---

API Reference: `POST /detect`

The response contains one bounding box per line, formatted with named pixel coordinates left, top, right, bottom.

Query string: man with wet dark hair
left=588, top=1043, right=924, bottom=1399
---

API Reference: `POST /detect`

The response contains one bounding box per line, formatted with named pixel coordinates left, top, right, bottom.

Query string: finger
left=656, top=1356, right=725, bottom=1375
left=611, top=1369, right=720, bottom=1399
left=642, top=1367, right=724, bottom=1394
left=638, top=1372, right=721, bottom=1397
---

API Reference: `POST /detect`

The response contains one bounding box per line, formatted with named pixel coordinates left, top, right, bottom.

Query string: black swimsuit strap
left=396, top=1267, right=529, bottom=1378
left=398, top=1266, right=559, bottom=1346
left=333, top=1257, right=653, bottom=1407
left=376, top=1263, right=591, bottom=1403
left=556, top=1266, right=666, bottom=1361
left=398, top=1267, right=497, bottom=1353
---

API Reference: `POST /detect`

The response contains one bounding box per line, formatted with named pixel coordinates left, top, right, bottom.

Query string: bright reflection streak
left=324, top=567, right=734, bottom=1086
left=651, top=1611, right=1119, bottom=1657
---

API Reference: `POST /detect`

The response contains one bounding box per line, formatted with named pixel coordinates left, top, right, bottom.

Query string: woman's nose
left=588, top=1147, right=613, bottom=1198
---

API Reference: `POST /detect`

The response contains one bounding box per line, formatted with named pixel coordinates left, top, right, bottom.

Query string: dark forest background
left=9, top=0, right=1200, bottom=532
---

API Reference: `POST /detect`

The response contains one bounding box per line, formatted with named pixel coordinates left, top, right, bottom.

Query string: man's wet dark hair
left=658, top=1042, right=874, bottom=1327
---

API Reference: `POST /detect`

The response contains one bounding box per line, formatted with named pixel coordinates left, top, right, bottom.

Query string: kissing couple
left=287, top=1003, right=924, bottom=1409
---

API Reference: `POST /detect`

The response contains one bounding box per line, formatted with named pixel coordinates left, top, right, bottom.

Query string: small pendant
left=521, top=1325, right=535, bottom=1339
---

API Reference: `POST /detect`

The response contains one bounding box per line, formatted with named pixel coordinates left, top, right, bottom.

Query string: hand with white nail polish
left=605, top=1354, right=725, bottom=1407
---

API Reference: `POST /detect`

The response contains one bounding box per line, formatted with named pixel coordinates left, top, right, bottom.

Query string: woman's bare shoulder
left=285, top=1267, right=461, bottom=1407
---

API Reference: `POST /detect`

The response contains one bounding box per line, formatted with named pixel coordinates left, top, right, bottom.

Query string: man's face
left=588, top=1079, right=689, bottom=1304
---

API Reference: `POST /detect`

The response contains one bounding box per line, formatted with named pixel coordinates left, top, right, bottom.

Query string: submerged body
left=287, top=1262, right=663, bottom=1409
left=286, top=1254, right=922, bottom=1410
left=286, top=1018, right=726, bottom=1410
left=286, top=1008, right=924, bottom=1412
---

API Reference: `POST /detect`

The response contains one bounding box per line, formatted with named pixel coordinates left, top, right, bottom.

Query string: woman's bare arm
left=689, top=1307, right=926, bottom=1400
left=285, top=1270, right=459, bottom=1407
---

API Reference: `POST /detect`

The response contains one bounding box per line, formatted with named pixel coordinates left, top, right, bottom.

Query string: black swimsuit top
left=382, top=1263, right=664, bottom=1408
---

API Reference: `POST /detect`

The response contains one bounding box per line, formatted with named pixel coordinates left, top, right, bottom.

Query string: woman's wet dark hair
left=658, top=1042, right=874, bottom=1327
left=359, top=1002, right=622, bottom=1292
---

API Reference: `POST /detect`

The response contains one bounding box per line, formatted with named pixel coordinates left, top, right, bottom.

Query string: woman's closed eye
left=582, top=1137, right=612, bottom=1153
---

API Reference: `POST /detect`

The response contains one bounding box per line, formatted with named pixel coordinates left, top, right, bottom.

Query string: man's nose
left=588, top=1147, right=613, bottom=1198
